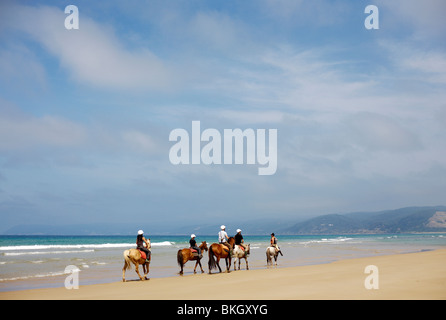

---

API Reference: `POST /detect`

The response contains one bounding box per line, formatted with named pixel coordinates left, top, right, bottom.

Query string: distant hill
left=3, top=206, right=446, bottom=235
left=282, top=206, right=446, bottom=234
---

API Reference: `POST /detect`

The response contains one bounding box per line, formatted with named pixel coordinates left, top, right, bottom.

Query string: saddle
left=138, top=250, right=147, bottom=261
left=190, top=248, right=202, bottom=258
left=235, top=245, right=249, bottom=257
left=219, top=243, right=232, bottom=255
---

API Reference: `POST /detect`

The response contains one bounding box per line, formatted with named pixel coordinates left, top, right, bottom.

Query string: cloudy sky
left=0, top=0, right=445, bottom=233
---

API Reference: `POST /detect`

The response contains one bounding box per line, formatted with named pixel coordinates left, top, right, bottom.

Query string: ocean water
left=1, top=233, right=445, bottom=292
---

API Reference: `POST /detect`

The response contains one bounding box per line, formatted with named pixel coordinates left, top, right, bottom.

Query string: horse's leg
left=180, top=257, right=185, bottom=275
left=208, top=250, right=214, bottom=274
left=216, top=257, right=222, bottom=273
left=144, top=262, right=150, bottom=280
left=198, top=259, right=204, bottom=273
left=135, top=263, right=144, bottom=281
left=194, top=260, right=199, bottom=274
left=245, top=257, right=249, bottom=270
left=225, top=257, right=230, bottom=273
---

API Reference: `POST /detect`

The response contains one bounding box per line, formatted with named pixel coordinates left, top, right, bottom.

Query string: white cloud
left=4, top=4, right=173, bottom=91
left=378, top=0, right=446, bottom=40
left=217, top=110, right=284, bottom=125
left=189, top=11, right=242, bottom=51
left=261, top=0, right=349, bottom=26
left=345, top=112, right=421, bottom=152
left=380, top=40, right=446, bottom=84
left=0, top=44, right=47, bottom=93
left=0, top=102, right=86, bottom=151
left=122, top=130, right=157, bottom=154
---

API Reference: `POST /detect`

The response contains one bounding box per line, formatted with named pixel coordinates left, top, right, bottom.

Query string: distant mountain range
left=281, top=206, right=446, bottom=234
left=3, top=206, right=446, bottom=235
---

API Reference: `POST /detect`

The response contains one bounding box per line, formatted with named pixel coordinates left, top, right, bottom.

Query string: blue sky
left=0, top=0, right=445, bottom=233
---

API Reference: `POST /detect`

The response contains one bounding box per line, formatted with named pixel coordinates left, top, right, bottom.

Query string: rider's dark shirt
left=136, top=235, right=144, bottom=248
left=234, top=233, right=243, bottom=245
left=190, top=239, right=197, bottom=247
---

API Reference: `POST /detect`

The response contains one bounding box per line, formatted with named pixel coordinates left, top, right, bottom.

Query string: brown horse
left=122, top=249, right=150, bottom=282
left=177, top=241, right=209, bottom=275
left=208, top=237, right=235, bottom=274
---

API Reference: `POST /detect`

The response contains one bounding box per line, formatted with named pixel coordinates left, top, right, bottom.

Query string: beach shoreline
left=1, top=248, right=445, bottom=300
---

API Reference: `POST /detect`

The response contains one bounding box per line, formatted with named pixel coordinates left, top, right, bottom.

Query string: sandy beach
left=1, top=248, right=445, bottom=300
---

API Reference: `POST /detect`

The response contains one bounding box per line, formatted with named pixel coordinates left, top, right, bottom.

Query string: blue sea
left=1, top=233, right=445, bottom=292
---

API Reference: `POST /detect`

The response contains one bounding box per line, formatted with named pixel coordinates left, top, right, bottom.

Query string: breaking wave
left=0, top=241, right=175, bottom=252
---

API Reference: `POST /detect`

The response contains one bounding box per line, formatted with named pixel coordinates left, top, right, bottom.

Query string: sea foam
left=0, top=241, right=175, bottom=252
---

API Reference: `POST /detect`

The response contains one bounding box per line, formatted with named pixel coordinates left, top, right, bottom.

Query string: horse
left=208, top=237, right=235, bottom=274
left=232, top=244, right=250, bottom=271
left=177, top=241, right=209, bottom=275
left=122, top=248, right=150, bottom=282
left=266, top=246, right=280, bottom=266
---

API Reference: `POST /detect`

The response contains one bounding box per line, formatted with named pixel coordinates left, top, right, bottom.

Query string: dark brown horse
left=208, top=237, right=235, bottom=274
left=177, top=241, right=209, bottom=275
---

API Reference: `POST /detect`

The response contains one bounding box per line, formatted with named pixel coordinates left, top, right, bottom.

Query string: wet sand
left=1, top=249, right=445, bottom=300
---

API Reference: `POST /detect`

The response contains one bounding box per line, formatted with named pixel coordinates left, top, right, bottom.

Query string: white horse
left=232, top=244, right=250, bottom=271
left=122, top=249, right=150, bottom=281
left=266, top=246, right=280, bottom=266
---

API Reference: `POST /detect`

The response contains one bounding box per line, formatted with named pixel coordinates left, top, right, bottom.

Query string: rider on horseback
left=136, top=230, right=151, bottom=263
left=189, top=234, right=202, bottom=258
left=270, top=232, right=283, bottom=256
left=234, top=229, right=248, bottom=255
left=218, top=225, right=232, bottom=255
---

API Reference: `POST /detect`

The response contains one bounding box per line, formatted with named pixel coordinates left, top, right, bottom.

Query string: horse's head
left=228, top=237, right=235, bottom=248
left=200, top=241, right=209, bottom=252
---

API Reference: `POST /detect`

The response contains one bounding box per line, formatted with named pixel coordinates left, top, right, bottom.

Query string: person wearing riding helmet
left=218, top=225, right=232, bottom=254
left=189, top=234, right=202, bottom=258
left=136, top=230, right=151, bottom=262
left=234, top=229, right=247, bottom=251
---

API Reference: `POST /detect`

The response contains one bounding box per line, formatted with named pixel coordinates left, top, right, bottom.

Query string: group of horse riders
left=124, top=227, right=284, bottom=281
left=135, top=226, right=283, bottom=263
left=216, top=225, right=247, bottom=255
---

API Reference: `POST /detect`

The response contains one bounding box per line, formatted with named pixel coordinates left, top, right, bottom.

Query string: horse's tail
left=123, top=249, right=132, bottom=271
left=177, top=250, right=184, bottom=268
left=266, top=247, right=271, bottom=263
left=208, top=245, right=217, bottom=271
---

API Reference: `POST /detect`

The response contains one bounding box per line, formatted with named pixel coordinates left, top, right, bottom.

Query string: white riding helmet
left=191, top=234, right=196, bottom=238
left=236, top=229, right=241, bottom=233
left=138, top=230, right=144, bottom=235
left=220, top=225, right=226, bottom=230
